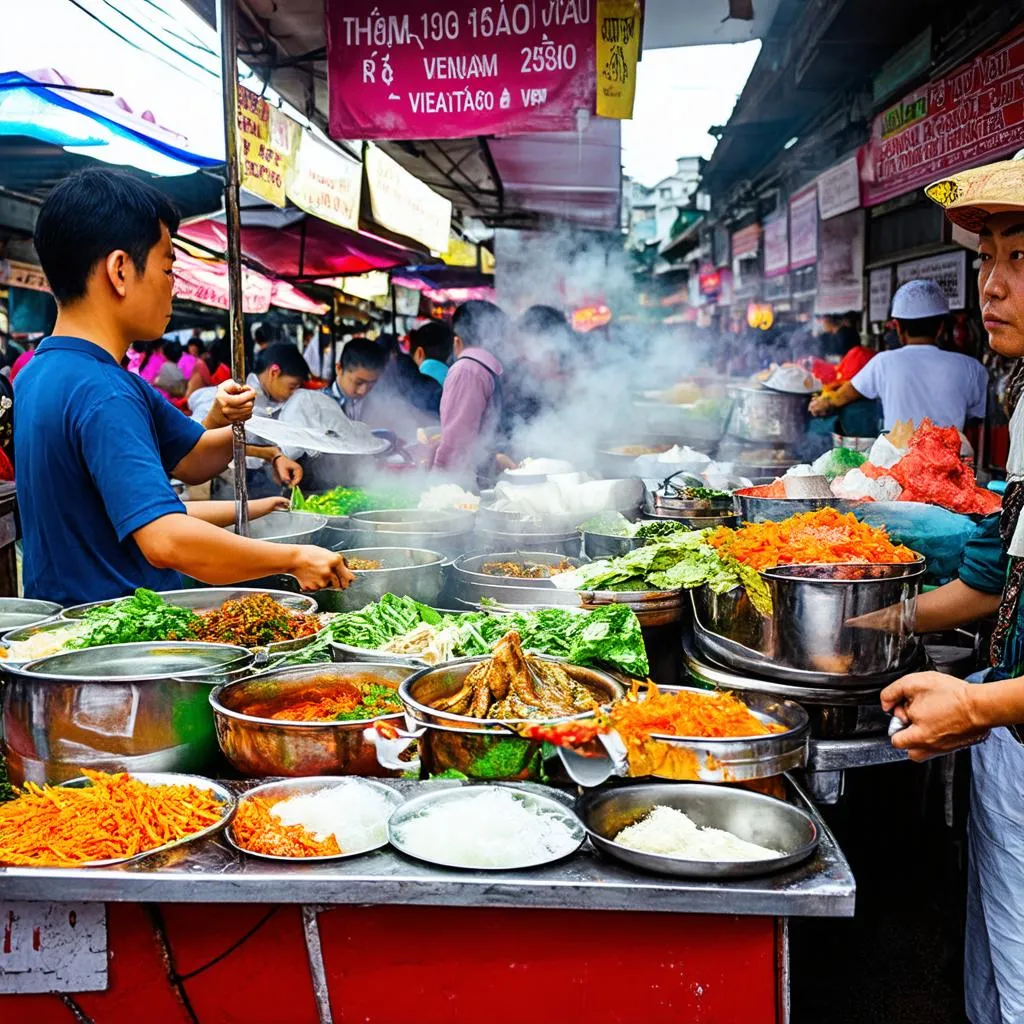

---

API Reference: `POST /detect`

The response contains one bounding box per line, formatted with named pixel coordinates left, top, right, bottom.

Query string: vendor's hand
left=249, top=496, right=290, bottom=519
left=495, top=453, right=519, bottom=471
left=880, top=671, right=989, bottom=760
left=271, top=455, right=303, bottom=487
left=845, top=605, right=903, bottom=633
left=206, top=380, right=256, bottom=428
left=809, top=395, right=832, bottom=417
left=289, top=547, right=356, bottom=591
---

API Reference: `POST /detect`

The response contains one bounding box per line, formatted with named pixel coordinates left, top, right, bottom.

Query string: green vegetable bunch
left=327, top=593, right=442, bottom=649
left=291, top=486, right=416, bottom=517
left=67, top=589, right=201, bottom=650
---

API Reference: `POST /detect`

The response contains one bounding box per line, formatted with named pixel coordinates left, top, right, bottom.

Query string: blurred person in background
left=8, top=338, right=37, bottom=382
left=434, top=300, right=510, bottom=483
left=323, top=337, right=386, bottom=422
left=410, top=320, right=454, bottom=388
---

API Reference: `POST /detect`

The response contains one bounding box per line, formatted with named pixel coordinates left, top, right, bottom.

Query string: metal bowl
left=226, top=777, right=404, bottom=862
left=388, top=784, right=586, bottom=870
left=210, top=662, right=418, bottom=778
left=59, top=771, right=236, bottom=867
left=579, top=782, right=818, bottom=878
left=734, top=489, right=862, bottom=522
left=691, top=559, right=926, bottom=684
left=3, top=642, right=254, bottom=785
left=582, top=531, right=645, bottom=560
left=578, top=587, right=690, bottom=629
left=345, top=508, right=476, bottom=557
left=229, top=510, right=328, bottom=544
left=314, top=548, right=444, bottom=613
left=400, top=656, right=625, bottom=780
left=61, top=587, right=323, bottom=655
left=450, top=552, right=585, bottom=609
left=0, top=598, right=63, bottom=632
left=472, top=527, right=583, bottom=557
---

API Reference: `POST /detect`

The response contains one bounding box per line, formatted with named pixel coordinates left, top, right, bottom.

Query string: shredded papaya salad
left=708, top=508, right=918, bottom=572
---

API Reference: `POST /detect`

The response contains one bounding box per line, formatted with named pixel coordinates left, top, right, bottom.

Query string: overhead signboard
left=763, top=212, right=789, bottom=278
left=817, top=155, right=861, bottom=221
left=286, top=133, right=362, bottom=230
left=364, top=145, right=453, bottom=253
left=872, top=27, right=932, bottom=107
left=861, top=29, right=1024, bottom=207
left=325, top=0, right=596, bottom=140
left=896, top=251, right=967, bottom=310
left=731, top=224, right=761, bottom=260
left=0, top=259, right=48, bottom=292
left=788, top=185, right=818, bottom=268
left=595, top=0, right=641, bottom=119
left=868, top=267, right=893, bottom=324
left=237, top=85, right=286, bottom=207
left=816, top=210, right=865, bottom=314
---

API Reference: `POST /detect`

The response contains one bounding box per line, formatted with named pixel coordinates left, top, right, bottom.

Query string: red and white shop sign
left=325, top=0, right=596, bottom=140
left=860, top=29, right=1024, bottom=207
left=788, top=186, right=818, bottom=268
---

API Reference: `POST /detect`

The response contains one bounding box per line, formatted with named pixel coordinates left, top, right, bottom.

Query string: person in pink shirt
left=9, top=342, right=37, bottom=382
left=433, top=301, right=509, bottom=484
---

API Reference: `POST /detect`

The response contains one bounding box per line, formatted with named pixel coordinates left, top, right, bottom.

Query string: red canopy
left=178, top=215, right=417, bottom=280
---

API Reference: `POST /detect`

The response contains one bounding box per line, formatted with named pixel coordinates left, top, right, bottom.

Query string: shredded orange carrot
left=0, top=770, right=224, bottom=867
left=708, top=508, right=917, bottom=572
left=231, top=796, right=341, bottom=858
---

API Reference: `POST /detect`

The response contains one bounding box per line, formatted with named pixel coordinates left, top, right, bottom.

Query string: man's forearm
left=914, top=579, right=1002, bottom=632
left=134, top=513, right=303, bottom=584
left=173, top=430, right=283, bottom=484
left=971, top=677, right=1024, bottom=730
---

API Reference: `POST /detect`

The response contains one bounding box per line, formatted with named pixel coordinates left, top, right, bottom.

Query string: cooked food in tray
left=480, top=559, right=573, bottom=579
left=346, top=557, right=384, bottom=571
left=242, top=673, right=404, bottom=723
left=614, top=805, right=783, bottom=862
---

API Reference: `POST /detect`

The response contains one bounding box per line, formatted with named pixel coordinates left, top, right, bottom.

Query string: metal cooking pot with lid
left=2, top=642, right=254, bottom=785
left=726, top=385, right=809, bottom=444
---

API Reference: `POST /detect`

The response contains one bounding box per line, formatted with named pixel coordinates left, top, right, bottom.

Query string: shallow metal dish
left=581, top=531, right=645, bottom=560
left=228, top=510, right=327, bottom=544
left=388, top=784, right=586, bottom=870
left=61, top=588, right=323, bottom=656
left=453, top=551, right=582, bottom=587
left=0, top=598, right=63, bottom=632
left=315, top=547, right=444, bottom=613
left=226, top=776, right=404, bottom=862
left=579, top=782, right=818, bottom=878
left=450, top=553, right=585, bottom=609
left=401, top=656, right=624, bottom=780
left=3, top=643, right=254, bottom=785
left=58, top=771, right=235, bottom=867
left=211, top=662, right=418, bottom=778
left=630, top=684, right=809, bottom=781
left=0, top=618, right=88, bottom=666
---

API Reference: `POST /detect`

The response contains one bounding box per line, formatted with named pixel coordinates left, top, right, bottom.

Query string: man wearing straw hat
left=881, top=154, right=1024, bottom=1023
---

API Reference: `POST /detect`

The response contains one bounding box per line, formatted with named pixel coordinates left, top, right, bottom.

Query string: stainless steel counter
left=0, top=780, right=855, bottom=918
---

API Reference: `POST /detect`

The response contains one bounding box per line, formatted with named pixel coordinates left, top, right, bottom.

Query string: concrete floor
left=791, top=758, right=970, bottom=1024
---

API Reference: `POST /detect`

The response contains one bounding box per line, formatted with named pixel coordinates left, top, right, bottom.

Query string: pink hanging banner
left=325, top=0, right=597, bottom=140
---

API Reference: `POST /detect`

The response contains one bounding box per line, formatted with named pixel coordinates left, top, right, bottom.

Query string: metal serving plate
left=0, top=618, right=89, bottom=666
left=0, top=598, right=63, bottom=632
left=578, top=782, right=819, bottom=879
left=226, top=777, right=404, bottom=862
left=60, top=588, right=324, bottom=656
left=58, top=771, right=235, bottom=867
left=388, top=785, right=586, bottom=870
left=635, top=685, right=809, bottom=782
left=452, top=551, right=582, bottom=589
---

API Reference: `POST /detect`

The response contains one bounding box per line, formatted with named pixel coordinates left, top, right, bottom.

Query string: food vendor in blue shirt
left=15, top=169, right=354, bottom=607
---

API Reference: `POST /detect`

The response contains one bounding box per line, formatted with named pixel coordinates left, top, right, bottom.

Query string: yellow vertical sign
left=237, top=85, right=286, bottom=207
left=596, top=0, right=641, bottom=119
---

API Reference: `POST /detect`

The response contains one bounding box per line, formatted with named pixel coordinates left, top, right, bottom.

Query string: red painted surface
left=0, top=904, right=778, bottom=1024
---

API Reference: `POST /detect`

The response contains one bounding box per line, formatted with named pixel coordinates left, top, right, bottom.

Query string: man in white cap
left=809, top=278, right=988, bottom=430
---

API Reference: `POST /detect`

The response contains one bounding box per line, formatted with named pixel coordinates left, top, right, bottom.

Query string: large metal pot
left=314, top=547, right=444, bottom=613
left=210, top=662, right=417, bottom=778
left=691, top=560, right=926, bottom=685
left=725, top=385, right=809, bottom=444
left=343, top=508, right=476, bottom=558
left=0, top=598, right=62, bottom=632
left=398, top=656, right=624, bottom=780
left=229, top=510, right=328, bottom=544
left=61, top=587, right=323, bottom=656
left=3, top=642, right=254, bottom=785
left=734, top=488, right=861, bottom=522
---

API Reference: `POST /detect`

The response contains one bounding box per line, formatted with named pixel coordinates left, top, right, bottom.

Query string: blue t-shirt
left=419, top=358, right=448, bottom=388
left=15, top=336, right=205, bottom=605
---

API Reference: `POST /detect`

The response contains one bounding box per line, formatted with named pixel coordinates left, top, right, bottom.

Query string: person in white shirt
left=810, top=279, right=988, bottom=430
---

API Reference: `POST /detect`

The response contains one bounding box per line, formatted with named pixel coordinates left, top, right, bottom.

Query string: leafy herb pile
left=552, top=532, right=772, bottom=615
left=579, top=512, right=688, bottom=541
left=67, top=589, right=201, bottom=649
left=323, top=594, right=650, bottom=678
left=291, top=486, right=416, bottom=517
left=674, top=486, right=732, bottom=501
left=332, top=683, right=404, bottom=721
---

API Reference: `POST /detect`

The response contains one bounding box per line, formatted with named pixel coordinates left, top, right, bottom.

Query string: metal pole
left=216, top=0, right=250, bottom=536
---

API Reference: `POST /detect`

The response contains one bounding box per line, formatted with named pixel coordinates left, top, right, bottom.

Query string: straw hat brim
left=925, top=160, right=1024, bottom=232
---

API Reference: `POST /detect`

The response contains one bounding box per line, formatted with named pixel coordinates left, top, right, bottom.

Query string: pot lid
left=19, top=642, right=253, bottom=680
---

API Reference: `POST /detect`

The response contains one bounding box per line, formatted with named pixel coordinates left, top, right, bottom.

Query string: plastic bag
left=852, top=502, right=978, bottom=582
left=831, top=468, right=902, bottom=501
left=812, top=447, right=868, bottom=480
left=867, top=435, right=907, bottom=469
